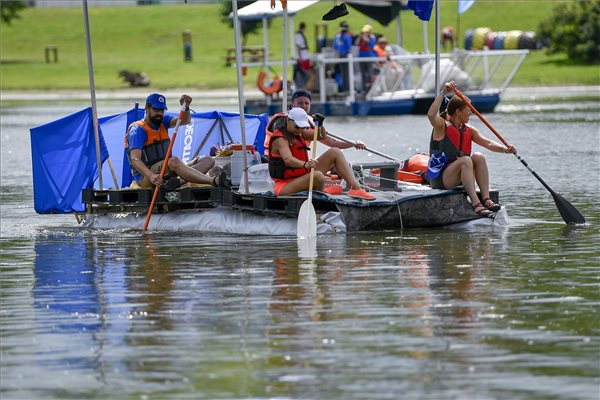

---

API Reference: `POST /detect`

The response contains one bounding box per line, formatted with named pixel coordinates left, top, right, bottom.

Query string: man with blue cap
left=125, top=93, right=229, bottom=189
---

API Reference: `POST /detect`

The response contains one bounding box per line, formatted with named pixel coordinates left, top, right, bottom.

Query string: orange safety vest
left=125, top=120, right=171, bottom=168
left=268, top=130, right=309, bottom=179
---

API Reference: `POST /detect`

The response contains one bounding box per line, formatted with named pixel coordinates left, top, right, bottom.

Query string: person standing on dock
left=427, top=81, right=516, bottom=215
left=125, top=93, right=229, bottom=189
left=333, top=21, right=353, bottom=92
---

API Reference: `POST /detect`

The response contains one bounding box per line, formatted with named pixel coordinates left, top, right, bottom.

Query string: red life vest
left=429, top=123, right=472, bottom=162
left=445, top=122, right=472, bottom=157
left=268, top=129, right=309, bottom=179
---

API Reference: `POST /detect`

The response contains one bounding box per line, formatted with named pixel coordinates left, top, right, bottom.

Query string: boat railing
left=311, top=49, right=529, bottom=104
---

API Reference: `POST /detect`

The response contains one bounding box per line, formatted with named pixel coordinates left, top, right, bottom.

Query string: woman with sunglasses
left=268, top=107, right=375, bottom=200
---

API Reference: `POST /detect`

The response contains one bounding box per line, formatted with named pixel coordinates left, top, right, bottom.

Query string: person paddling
left=124, top=93, right=229, bottom=190
left=268, top=107, right=375, bottom=200
left=427, top=81, right=516, bottom=215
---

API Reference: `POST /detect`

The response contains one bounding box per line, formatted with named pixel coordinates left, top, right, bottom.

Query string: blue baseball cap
left=146, top=93, right=168, bottom=110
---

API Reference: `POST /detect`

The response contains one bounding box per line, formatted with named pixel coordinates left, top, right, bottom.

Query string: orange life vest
left=124, top=120, right=171, bottom=168
left=268, top=129, right=309, bottom=179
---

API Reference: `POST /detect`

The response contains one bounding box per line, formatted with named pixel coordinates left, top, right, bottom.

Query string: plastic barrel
left=230, top=145, right=258, bottom=186
left=493, top=32, right=506, bottom=50
left=504, top=30, right=522, bottom=50
left=485, top=31, right=497, bottom=50
left=472, top=27, right=491, bottom=50
left=464, top=29, right=474, bottom=50
left=518, top=31, right=536, bottom=49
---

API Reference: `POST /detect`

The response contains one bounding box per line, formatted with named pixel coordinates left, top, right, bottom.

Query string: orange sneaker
left=324, top=185, right=343, bottom=195
left=348, top=188, right=376, bottom=200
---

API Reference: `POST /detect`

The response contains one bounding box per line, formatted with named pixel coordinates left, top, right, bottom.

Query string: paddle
left=326, top=131, right=403, bottom=164
left=143, top=102, right=188, bottom=232
left=454, top=88, right=585, bottom=225
left=297, top=121, right=320, bottom=239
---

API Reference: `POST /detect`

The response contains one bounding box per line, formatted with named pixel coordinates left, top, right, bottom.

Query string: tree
left=220, top=0, right=269, bottom=46
left=1, top=0, right=26, bottom=25
left=538, top=0, right=600, bottom=64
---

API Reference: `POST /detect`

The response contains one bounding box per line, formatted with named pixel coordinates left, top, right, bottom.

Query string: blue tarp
left=30, top=108, right=268, bottom=214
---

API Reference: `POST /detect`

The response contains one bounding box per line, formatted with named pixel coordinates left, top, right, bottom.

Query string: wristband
left=440, top=90, right=447, bottom=97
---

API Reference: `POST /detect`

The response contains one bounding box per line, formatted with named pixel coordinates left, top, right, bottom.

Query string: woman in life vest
left=427, top=81, right=516, bottom=215
left=268, top=107, right=375, bottom=200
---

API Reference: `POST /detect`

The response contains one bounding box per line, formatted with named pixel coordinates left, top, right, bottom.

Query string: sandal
left=483, top=197, right=501, bottom=212
left=213, top=170, right=231, bottom=189
left=473, top=202, right=491, bottom=215
left=162, top=176, right=181, bottom=191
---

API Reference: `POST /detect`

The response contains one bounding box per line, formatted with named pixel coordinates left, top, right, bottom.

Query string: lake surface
left=1, top=96, right=599, bottom=399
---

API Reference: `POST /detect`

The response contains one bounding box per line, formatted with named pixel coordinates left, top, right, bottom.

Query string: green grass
left=1, top=1, right=598, bottom=91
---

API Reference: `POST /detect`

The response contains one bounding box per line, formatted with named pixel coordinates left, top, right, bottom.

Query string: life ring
left=257, top=70, right=283, bottom=95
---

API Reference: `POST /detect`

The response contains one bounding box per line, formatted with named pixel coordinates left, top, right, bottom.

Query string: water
left=1, top=97, right=599, bottom=399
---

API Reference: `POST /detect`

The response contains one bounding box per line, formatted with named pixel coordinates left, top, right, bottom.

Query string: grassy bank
left=1, top=1, right=598, bottom=91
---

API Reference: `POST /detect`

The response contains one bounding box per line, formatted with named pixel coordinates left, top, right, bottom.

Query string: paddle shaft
left=453, top=89, right=550, bottom=186
left=454, top=88, right=584, bottom=224
left=326, top=132, right=403, bottom=165
left=307, top=121, right=319, bottom=198
left=143, top=102, right=188, bottom=232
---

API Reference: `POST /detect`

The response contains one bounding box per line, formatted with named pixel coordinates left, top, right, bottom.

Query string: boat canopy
left=233, top=0, right=318, bottom=21
left=30, top=108, right=268, bottom=214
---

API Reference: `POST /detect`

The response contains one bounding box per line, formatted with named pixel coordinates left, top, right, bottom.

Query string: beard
left=149, top=114, right=163, bottom=125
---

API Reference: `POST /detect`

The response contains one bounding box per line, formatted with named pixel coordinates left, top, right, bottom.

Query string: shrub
left=538, top=0, right=600, bottom=63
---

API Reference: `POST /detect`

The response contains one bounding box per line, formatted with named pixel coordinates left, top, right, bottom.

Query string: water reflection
left=18, top=227, right=599, bottom=399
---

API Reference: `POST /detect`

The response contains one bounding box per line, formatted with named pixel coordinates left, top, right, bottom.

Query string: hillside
left=1, top=1, right=598, bottom=90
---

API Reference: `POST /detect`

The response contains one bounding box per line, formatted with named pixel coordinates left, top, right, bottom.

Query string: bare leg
left=442, top=156, right=480, bottom=205
left=316, top=148, right=361, bottom=189
left=191, top=156, right=215, bottom=174
left=471, top=152, right=490, bottom=200
left=168, top=157, right=213, bottom=185
left=279, top=171, right=326, bottom=195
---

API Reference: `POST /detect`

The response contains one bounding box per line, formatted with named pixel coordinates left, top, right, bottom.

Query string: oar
left=454, top=88, right=585, bottom=225
left=297, top=121, right=320, bottom=239
left=326, top=131, right=403, bottom=165
left=143, top=102, right=188, bottom=232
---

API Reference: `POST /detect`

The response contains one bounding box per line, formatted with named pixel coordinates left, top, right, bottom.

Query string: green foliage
left=219, top=0, right=267, bottom=46
left=538, top=0, right=600, bottom=64
left=0, top=2, right=598, bottom=90
left=0, top=0, right=26, bottom=25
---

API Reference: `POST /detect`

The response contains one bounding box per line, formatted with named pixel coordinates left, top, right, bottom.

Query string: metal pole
left=262, top=16, right=271, bottom=106
left=232, top=0, right=249, bottom=193
left=435, top=0, right=440, bottom=92
left=83, top=0, right=119, bottom=190
left=282, top=4, right=288, bottom=112
left=83, top=0, right=103, bottom=190
left=422, top=21, right=429, bottom=53
left=396, top=12, right=402, bottom=47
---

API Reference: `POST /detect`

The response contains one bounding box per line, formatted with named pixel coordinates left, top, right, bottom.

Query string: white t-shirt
left=295, top=31, right=309, bottom=60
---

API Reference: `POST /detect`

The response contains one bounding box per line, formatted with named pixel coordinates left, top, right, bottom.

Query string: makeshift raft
left=81, top=180, right=500, bottom=233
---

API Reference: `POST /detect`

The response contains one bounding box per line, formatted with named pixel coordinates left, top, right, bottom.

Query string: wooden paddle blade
left=550, top=190, right=585, bottom=225
left=297, top=199, right=317, bottom=238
